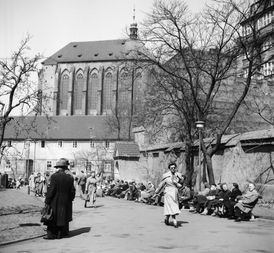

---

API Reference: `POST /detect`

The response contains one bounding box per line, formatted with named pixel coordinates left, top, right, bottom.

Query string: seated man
left=197, top=184, right=218, bottom=214
left=233, top=183, right=260, bottom=222
left=116, top=181, right=129, bottom=198
left=179, top=184, right=192, bottom=209
left=138, top=182, right=155, bottom=203
left=189, top=182, right=211, bottom=213
left=208, top=183, right=231, bottom=217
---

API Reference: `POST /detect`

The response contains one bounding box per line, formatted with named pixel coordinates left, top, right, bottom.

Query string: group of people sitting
left=188, top=182, right=261, bottom=222
left=104, top=178, right=261, bottom=223
left=104, top=179, right=156, bottom=203
left=104, top=178, right=192, bottom=209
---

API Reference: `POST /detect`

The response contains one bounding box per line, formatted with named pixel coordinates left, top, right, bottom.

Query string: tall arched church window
left=103, top=72, right=113, bottom=110
left=134, top=72, right=143, bottom=102
left=74, top=73, right=84, bottom=113
left=60, top=74, right=69, bottom=110
left=88, top=73, right=98, bottom=110
left=119, top=72, right=131, bottom=106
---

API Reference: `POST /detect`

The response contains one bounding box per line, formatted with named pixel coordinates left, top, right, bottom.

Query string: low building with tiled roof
left=2, top=116, right=126, bottom=179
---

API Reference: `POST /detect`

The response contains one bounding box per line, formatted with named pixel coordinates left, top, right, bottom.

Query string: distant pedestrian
left=84, top=171, right=102, bottom=208
left=2, top=172, right=9, bottom=188
left=43, top=158, right=75, bottom=240
left=28, top=173, right=35, bottom=191
left=78, top=170, right=87, bottom=200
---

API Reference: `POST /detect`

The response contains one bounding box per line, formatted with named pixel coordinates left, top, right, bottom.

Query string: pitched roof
left=3, top=116, right=122, bottom=141
left=113, top=142, right=140, bottom=158
left=42, top=39, right=145, bottom=65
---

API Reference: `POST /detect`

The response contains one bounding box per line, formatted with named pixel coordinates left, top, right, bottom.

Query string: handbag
left=40, top=204, right=53, bottom=223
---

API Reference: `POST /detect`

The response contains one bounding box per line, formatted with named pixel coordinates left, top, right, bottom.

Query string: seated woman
left=226, top=182, right=242, bottom=219
left=233, top=183, right=260, bottom=222
left=138, top=182, right=155, bottom=203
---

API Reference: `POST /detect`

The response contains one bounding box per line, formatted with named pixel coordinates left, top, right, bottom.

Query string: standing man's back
left=43, top=158, right=75, bottom=240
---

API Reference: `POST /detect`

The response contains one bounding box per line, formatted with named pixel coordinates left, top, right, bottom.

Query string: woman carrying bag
left=154, top=162, right=185, bottom=228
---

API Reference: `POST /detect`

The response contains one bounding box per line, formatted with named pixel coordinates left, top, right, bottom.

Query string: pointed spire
left=130, top=6, right=138, bottom=40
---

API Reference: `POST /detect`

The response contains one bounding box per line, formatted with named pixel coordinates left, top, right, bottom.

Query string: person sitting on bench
left=233, top=183, right=260, bottom=222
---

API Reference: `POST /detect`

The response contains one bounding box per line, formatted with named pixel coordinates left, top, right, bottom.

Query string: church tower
left=129, top=8, right=138, bottom=40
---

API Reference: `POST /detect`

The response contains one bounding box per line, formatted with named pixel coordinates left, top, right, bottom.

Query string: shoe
left=235, top=217, right=242, bottom=222
left=43, top=235, right=55, bottom=240
left=56, top=231, right=62, bottom=239
left=211, top=213, right=217, bottom=217
left=164, top=219, right=170, bottom=226
left=84, top=202, right=87, bottom=208
left=227, top=216, right=235, bottom=220
left=173, top=221, right=178, bottom=228
left=200, top=210, right=208, bottom=215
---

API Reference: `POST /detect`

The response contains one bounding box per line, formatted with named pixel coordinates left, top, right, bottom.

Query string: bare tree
left=0, top=35, right=46, bottom=158
left=73, top=144, right=112, bottom=174
left=132, top=0, right=274, bottom=185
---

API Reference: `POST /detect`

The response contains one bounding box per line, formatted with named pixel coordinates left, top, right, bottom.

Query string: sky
left=0, top=0, right=209, bottom=60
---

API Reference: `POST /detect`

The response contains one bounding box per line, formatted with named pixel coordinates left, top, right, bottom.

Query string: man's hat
left=54, top=158, right=70, bottom=168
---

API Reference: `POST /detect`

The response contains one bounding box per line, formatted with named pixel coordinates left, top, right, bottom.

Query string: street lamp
left=25, top=138, right=32, bottom=179
left=195, top=121, right=205, bottom=191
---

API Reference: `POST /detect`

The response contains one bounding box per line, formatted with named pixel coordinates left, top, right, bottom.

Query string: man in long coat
left=43, top=158, right=75, bottom=239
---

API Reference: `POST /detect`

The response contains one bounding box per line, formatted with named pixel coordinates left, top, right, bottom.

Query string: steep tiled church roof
left=42, top=39, right=145, bottom=65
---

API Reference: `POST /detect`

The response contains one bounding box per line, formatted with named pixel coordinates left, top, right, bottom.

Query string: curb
left=0, top=233, right=45, bottom=247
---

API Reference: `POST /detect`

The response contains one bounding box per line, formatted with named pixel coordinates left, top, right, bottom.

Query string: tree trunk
left=204, top=152, right=215, bottom=184
left=184, top=140, right=193, bottom=188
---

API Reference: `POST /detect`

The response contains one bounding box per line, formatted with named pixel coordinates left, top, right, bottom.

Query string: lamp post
left=195, top=121, right=205, bottom=191
left=25, top=138, right=32, bottom=179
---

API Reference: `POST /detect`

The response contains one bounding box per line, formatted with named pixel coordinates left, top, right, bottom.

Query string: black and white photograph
left=0, top=0, right=273, bottom=252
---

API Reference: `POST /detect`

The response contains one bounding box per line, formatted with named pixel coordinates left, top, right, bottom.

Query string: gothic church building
left=39, top=21, right=147, bottom=117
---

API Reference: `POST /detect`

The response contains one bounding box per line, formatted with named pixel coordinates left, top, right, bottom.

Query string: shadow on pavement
left=85, top=205, right=104, bottom=209
left=177, top=221, right=189, bottom=227
left=68, top=227, right=91, bottom=237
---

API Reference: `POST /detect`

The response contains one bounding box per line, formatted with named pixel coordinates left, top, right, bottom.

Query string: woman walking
left=84, top=171, right=102, bottom=208
left=155, top=162, right=184, bottom=228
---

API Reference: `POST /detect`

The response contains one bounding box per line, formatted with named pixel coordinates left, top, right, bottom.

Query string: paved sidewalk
left=0, top=195, right=273, bottom=253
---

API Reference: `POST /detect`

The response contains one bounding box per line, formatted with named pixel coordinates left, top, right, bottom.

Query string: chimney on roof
left=129, top=7, right=138, bottom=40
left=132, top=126, right=146, bottom=147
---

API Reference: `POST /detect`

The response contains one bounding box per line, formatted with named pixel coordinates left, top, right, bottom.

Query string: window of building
left=119, top=72, right=131, bottom=107
left=57, top=141, right=62, bottom=147
left=60, top=74, right=69, bottom=110
left=90, top=141, right=95, bottom=148
left=88, top=72, right=98, bottom=110
left=72, top=141, right=78, bottom=148
left=6, top=159, right=11, bottom=169
left=153, top=152, right=159, bottom=157
left=41, top=140, right=45, bottom=148
left=46, top=161, right=52, bottom=170
left=73, top=73, right=84, bottom=113
left=262, top=62, right=274, bottom=76
left=104, top=161, right=112, bottom=172
left=105, top=140, right=110, bottom=149
left=103, top=72, right=113, bottom=110
left=134, top=72, right=142, bottom=100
